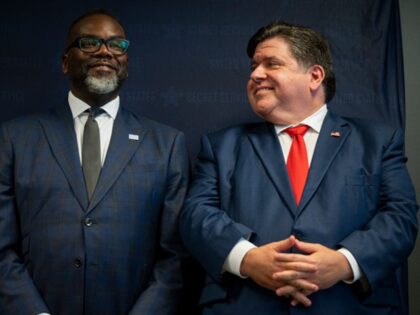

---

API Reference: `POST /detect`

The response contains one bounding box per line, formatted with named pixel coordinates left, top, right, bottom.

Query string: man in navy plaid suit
left=0, top=10, right=189, bottom=315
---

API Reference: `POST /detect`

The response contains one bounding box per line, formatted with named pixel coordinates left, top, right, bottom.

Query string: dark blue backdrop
left=0, top=0, right=407, bottom=313
left=1, top=0, right=405, bottom=156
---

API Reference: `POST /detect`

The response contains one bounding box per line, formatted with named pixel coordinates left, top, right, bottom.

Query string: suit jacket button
left=84, top=218, right=93, bottom=227
left=73, top=258, right=83, bottom=268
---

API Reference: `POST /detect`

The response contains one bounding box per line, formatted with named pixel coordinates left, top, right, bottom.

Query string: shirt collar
left=68, top=91, right=120, bottom=120
left=274, top=104, right=328, bottom=135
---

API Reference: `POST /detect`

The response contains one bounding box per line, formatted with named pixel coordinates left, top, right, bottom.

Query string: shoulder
left=0, top=111, right=49, bottom=136
left=120, top=106, right=183, bottom=136
left=328, top=111, right=400, bottom=141
left=1, top=112, right=46, bottom=125
left=341, top=115, right=396, bottom=131
left=197, top=122, right=272, bottom=158
left=205, top=122, right=271, bottom=143
left=120, top=107, right=187, bottom=153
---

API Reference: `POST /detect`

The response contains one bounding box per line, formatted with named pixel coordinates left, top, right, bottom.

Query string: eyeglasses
left=66, top=36, right=130, bottom=55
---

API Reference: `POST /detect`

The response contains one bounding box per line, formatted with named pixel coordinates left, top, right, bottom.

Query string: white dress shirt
left=223, top=105, right=361, bottom=283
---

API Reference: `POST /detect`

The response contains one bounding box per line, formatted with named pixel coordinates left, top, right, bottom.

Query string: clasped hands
left=239, top=235, right=353, bottom=307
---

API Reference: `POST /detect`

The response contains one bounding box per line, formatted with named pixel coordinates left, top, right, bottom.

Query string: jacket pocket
left=363, top=285, right=400, bottom=306
left=199, top=280, right=228, bottom=306
left=345, top=174, right=381, bottom=220
left=345, top=174, right=380, bottom=186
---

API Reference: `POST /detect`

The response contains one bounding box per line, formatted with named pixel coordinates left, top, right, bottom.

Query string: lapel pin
left=330, top=131, right=341, bottom=137
left=128, top=134, right=139, bottom=141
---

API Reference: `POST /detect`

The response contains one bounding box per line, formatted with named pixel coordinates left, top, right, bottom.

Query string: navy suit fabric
left=0, top=104, right=189, bottom=315
left=180, top=111, right=418, bottom=315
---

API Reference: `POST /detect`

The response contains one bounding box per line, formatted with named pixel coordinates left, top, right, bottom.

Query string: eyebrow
left=251, top=56, right=283, bottom=66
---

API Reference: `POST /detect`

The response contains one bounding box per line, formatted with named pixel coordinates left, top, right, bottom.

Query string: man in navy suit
left=0, top=10, right=188, bottom=315
left=180, top=21, right=418, bottom=314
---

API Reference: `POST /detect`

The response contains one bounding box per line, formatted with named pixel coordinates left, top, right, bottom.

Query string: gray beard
left=84, top=75, right=119, bottom=94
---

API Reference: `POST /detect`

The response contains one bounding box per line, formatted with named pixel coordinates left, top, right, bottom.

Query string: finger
left=275, top=261, right=318, bottom=272
left=252, top=275, right=285, bottom=292
left=294, top=239, right=320, bottom=254
left=290, top=292, right=312, bottom=307
left=272, top=273, right=319, bottom=292
left=275, top=284, right=298, bottom=297
left=272, top=236, right=296, bottom=252
left=275, top=253, right=316, bottom=264
left=277, top=285, right=313, bottom=307
left=299, top=288, right=317, bottom=296
left=272, top=270, right=314, bottom=282
left=288, top=279, right=319, bottom=293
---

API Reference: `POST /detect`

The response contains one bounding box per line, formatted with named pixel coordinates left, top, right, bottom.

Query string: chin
left=251, top=102, right=274, bottom=115
left=85, top=75, right=119, bottom=95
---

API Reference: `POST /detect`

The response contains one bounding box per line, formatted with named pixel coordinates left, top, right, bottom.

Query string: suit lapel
left=247, top=123, right=297, bottom=216
left=87, top=107, right=145, bottom=212
left=297, top=112, right=350, bottom=214
left=39, top=105, right=89, bottom=210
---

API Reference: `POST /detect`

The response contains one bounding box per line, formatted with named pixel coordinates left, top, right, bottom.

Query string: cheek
left=67, top=56, right=89, bottom=75
left=246, top=83, right=256, bottom=105
left=117, top=58, right=128, bottom=76
left=246, top=80, right=252, bottom=93
left=247, top=80, right=258, bottom=96
left=117, top=55, right=128, bottom=65
left=267, top=73, right=284, bottom=88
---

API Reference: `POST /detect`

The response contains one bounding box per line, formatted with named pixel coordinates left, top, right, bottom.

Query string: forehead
left=252, top=37, right=294, bottom=61
left=68, top=14, right=125, bottom=42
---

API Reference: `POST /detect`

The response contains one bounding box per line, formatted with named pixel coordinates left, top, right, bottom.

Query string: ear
left=61, top=54, right=69, bottom=75
left=308, top=65, right=325, bottom=92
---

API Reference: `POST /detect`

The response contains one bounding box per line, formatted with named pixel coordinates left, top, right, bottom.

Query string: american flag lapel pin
left=128, top=134, right=139, bottom=141
left=330, top=131, right=341, bottom=137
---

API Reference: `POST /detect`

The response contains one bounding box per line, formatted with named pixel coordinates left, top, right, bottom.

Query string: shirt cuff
left=338, top=247, right=361, bottom=284
left=222, top=238, right=256, bottom=278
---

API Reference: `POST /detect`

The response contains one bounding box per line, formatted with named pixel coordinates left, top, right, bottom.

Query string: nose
left=93, top=42, right=113, bottom=58
left=249, top=64, right=266, bottom=83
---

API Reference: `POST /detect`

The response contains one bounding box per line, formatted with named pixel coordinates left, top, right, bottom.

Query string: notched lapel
left=87, top=108, right=145, bottom=212
left=39, top=105, right=89, bottom=210
left=298, top=113, right=351, bottom=213
left=247, top=123, right=297, bottom=215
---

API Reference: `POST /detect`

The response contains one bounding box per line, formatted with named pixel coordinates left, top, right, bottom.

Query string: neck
left=263, top=102, right=325, bottom=126
left=71, top=88, right=118, bottom=107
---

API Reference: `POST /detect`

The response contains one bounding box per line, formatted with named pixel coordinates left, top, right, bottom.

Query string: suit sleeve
left=0, top=123, right=50, bottom=315
left=339, top=128, right=418, bottom=290
left=129, top=132, right=190, bottom=315
left=179, top=135, right=254, bottom=281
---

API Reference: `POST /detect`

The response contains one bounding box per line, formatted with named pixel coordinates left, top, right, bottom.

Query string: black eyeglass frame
left=65, top=36, right=130, bottom=55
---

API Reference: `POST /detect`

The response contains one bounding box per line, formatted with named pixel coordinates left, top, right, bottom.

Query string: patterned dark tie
left=82, top=107, right=104, bottom=201
left=285, top=125, right=310, bottom=205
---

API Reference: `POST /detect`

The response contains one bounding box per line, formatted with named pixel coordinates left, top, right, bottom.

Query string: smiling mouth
left=255, top=87, right=274, bottom=94
left=87, top=66, right=117, bottom=78
left=88, top=63, right=116, bottom=72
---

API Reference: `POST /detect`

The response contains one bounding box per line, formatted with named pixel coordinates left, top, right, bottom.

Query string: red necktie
left=285, top=125, right=309, bottom=205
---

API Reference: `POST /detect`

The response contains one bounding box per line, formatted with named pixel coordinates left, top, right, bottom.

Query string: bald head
left=65, top=10, right=125, bottom=48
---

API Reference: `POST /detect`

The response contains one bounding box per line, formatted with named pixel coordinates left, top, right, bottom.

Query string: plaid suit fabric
left=0, top=106, right=189, bottom=315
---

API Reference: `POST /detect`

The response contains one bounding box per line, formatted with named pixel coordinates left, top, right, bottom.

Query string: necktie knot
left=285, top=125, right=309, bottom=137
left=85, top=107, right=105, bottom=119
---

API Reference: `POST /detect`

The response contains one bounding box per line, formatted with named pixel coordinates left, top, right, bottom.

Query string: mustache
left=86, top=59, right=120, bottom=71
